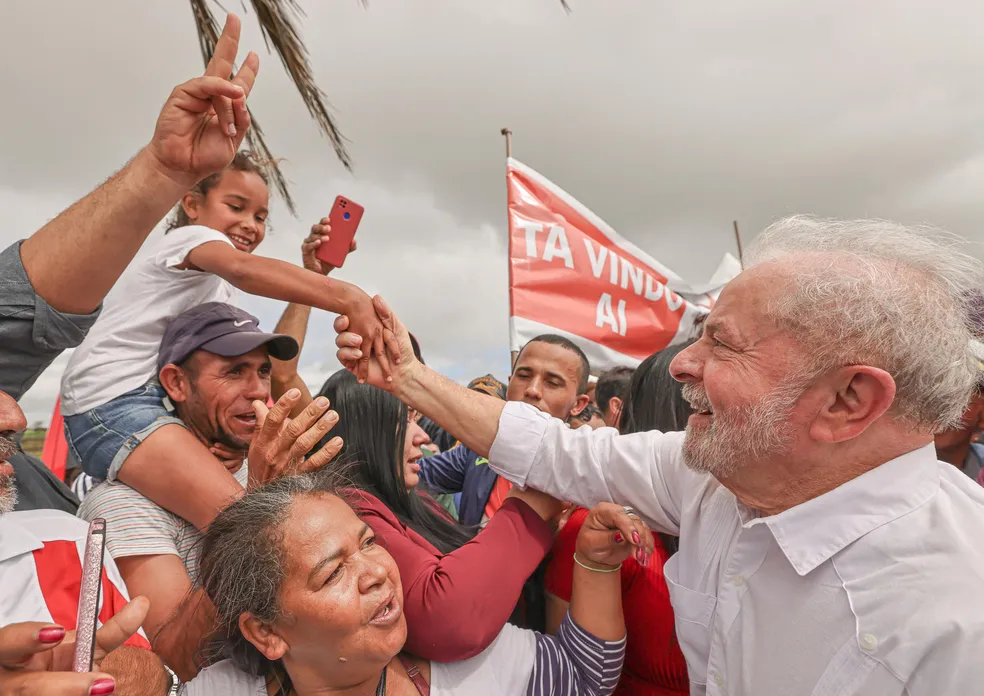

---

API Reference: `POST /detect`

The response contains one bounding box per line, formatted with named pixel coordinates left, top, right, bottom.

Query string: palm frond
left=247, top=0, right=353, bottom=170
left=189, top=0, right=298, bottom=215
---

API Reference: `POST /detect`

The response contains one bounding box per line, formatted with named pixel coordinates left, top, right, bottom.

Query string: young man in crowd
left=0, top=14, right=258, bottom=694
left=417, top=335, right=590, bottom=526
left=78, top=303, right=342, bottom=681
left=594, top=366, right=634, bottom=428
left=335, top=216, right=984, bottom=694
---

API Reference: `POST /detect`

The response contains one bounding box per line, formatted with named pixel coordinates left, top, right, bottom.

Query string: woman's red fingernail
left=37, top=626, right=65, bottom=643
left=614, top=532, right=623, bottom=543
left=632, top=531, right=641, bottom=544
left=89, top=679, right=116, bottom=695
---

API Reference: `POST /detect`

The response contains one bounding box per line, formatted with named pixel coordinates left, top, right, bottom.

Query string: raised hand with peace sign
left=19, top=13, right=263, bottom=317
left=145, top=14, right=260, bottom=188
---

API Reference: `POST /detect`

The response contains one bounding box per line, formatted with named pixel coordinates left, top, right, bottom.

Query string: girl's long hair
left=315, top=371, right=475, bottom=553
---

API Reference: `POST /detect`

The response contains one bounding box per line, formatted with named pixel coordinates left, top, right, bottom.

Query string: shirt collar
left=0, top=513, right=44, bottom=563
left=746, top=443, right=939, bottom=576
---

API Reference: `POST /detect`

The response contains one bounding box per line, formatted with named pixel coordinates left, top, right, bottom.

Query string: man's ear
left=608, top=396, right=624, bottom=428
left=569, top=394, right=591, bottom=419
left=239, top=613, right=288, bottom=661
left=809, top=365, right=896, bottom=443
left=158, top=364, right=190, bottom=405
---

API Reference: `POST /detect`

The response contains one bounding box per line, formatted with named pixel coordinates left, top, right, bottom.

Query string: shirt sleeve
left=527, top=613, right=626, bottom=696
left=0, top=242, right=100, bottom=401
left=418, top=445, right=473, bottom=494
left=154, top=225, right=233, bottom=272
left=79, top=485, right=182, bottom=561
left=488, top=401, right=693, bottom=535
left=361, top=497, right=554, bottom=662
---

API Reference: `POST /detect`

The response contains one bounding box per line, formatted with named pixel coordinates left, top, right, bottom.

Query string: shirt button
left=713, top=671, right=724, bottom=686
left=860, top=633, right=878, bottom=651
left=731, top=575, right=746, bottom=586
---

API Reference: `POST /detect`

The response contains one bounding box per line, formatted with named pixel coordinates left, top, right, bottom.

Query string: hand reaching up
left=247, top=389, right=344, bottom=489
left=302, top=218, right=358, bottom=275
left=576, top=503, right=655, bottom=570
left=146, top=14, right=260, bottom=188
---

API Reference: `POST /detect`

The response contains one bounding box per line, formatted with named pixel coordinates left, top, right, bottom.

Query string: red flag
left=507, top=158, right=735, bottom=372
left=41, top=398, right=69, bottom=481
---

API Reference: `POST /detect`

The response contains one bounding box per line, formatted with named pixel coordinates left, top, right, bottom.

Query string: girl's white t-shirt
left=60, top=225, right=236, bottom=416
left=182, top=624, right=536, bottom=696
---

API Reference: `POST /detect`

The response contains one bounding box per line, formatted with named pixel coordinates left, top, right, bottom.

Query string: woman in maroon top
left=545, top=342, right=696, bottom=696
left=315, top=371, right=561, bottom=662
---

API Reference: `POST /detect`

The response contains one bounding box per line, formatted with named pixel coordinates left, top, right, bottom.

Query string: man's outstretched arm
left=334, top=299, right=504, bottom=458
left=18, top=14, right=259, bottom=315
left=334, top=297, right=687, bottom=534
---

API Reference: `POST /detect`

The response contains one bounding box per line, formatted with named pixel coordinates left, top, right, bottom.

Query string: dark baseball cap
left=158, top=302, right=299, bottom=373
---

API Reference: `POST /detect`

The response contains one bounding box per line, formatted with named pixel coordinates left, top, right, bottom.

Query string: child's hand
left=209, top=442, right=247, bottom=472
left=302, top=217, right=357, bottom=275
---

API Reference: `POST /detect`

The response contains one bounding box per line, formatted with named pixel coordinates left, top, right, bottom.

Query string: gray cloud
left=4, top=0, right=984, bottom=423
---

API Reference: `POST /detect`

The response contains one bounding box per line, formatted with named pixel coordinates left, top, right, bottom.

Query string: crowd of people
left=2, top=12, right=984, bottom=696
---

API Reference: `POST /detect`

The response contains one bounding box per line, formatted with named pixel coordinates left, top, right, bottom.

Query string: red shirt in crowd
left=347, top=489, right=553, bottom=661
left=545, top=507, right=689, bottom=696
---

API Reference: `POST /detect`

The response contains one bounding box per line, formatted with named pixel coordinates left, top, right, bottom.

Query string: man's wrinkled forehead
left=704, top=265, right=791, bottom=345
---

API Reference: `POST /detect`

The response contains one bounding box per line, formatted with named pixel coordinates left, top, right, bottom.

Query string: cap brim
left=200, top=332, right=299, bottom=362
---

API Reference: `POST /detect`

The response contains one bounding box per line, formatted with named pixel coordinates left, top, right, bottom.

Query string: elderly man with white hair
left=335, top=216, right=984, bottom=695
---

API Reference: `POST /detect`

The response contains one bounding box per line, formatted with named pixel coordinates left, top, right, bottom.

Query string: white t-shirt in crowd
left=182, top=623, right=536, bottom=696
left=60, top=226, right=236, bottom=416
left=78, top=464, right=249, bottom=581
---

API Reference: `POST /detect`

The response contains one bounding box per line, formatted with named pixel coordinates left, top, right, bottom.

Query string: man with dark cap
left=77, top=302, right=336, bottom=681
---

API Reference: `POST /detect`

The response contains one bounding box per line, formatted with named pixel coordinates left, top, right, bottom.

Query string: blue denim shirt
left=0, top=241, right=100, bottom=512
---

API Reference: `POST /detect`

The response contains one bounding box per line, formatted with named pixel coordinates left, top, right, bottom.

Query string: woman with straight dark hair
left=316, top=371, right=472, bottom=553
left=313, top=371, right=562, bottom=663
left=545, top=341, right=695, bottom=696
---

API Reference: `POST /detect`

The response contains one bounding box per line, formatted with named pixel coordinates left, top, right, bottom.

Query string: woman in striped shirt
left=182, top=471, right=653, bottom=695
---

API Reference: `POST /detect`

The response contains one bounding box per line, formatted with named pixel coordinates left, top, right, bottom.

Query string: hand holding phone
left=73, top=519, right=106, bottom=673
left=315, top=196, right=364, bottom=269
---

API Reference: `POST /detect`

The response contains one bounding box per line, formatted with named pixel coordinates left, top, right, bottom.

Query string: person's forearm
left=380, top=499, right=552, bottom=660
left=394, top=365, right=505, bottom=459
left=225, top=255, right=362, bottom=316
left=19, top=148, right=194, bottom=315
left=569, top=562, right=624, bottom=642
left=271, top=302, right=314, bottom=414
left=99, top=645, right=170, bottom=696
left=152, top=589, right=218, bottom=681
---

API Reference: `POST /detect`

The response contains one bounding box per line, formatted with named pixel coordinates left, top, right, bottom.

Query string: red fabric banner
left=507, top=158, right=734, bottom=372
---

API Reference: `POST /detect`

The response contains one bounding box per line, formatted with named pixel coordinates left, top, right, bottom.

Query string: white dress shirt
left=489, top=401, right=984, bottom=695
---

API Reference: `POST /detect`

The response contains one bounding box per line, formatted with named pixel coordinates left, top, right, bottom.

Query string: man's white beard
left=681, top=381, right=803, bottom=479
left=0, top=474, right=17, bottom=515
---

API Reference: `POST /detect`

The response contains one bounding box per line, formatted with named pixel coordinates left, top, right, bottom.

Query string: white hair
left=746, top=216, right=984, bottom=432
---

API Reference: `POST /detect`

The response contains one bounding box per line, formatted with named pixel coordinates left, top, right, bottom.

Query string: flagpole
left=733, top=220, right=745, bottom=270
left=502, top=128, right=518, bottom=370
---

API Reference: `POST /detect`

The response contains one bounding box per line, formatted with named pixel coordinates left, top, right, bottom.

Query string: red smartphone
left=316, top=196, right=364, bottom=269
left=73, top=518, right=106, bottom=673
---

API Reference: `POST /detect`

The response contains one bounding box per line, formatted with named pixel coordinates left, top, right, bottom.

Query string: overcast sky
left=4, top=0, right=984, bottom=424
